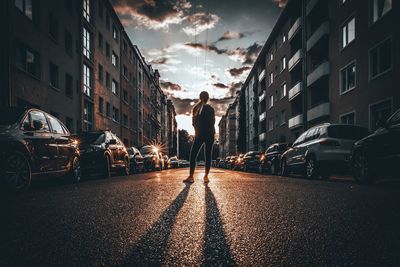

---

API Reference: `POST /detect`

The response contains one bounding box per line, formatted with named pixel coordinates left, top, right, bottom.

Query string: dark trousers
left=189, top=135, right=214, bottom=176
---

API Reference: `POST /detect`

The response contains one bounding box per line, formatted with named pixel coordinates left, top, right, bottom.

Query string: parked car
left=197, top=160, right=205, bottom=166
left=0, top=107, right=81, bottom=192
left=241, top=151, right=261, bottom=172
left=227, top=156, right=238, bottom=169
left=168, top=156, right=179, bottom=168
left=259, top=143, right=288, bottom=175
left=179, top=159, right=190, bottom=168
left=73, top=130, right=130, bottom=178
left=281, top=123, right=369, bottom=179
left=161, top=155, right=169, bottom=170
left=140, top=145, right=162, bottom=171
left=223, top=156, right=231, bottom=168
left=233, top=154, right=244, bottom=170
left=127, top=147, right=144, bottom=173
left=351, top=109, right=400, bottom=183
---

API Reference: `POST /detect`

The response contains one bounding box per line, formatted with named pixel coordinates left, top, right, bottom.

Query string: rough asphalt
left=0, top=168, right=400, bottom=266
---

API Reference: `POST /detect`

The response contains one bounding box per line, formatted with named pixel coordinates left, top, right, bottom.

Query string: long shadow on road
left=203, top=185, right=236, bottom=266
left=121, top=183, right=191, bottom=266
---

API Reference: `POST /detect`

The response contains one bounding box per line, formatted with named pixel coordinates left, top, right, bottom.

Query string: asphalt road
left=1, top=168, right=400, bottom=266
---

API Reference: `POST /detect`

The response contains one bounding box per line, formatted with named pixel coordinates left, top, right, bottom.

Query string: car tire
left=121, top=157, right=130, bottom=176
left=270, top=161, right=277, bottom=175
left=3, top=151, right=32, bottom=193
left=281, top=159, right=289, bottom=176
left=352, top=153, right=373, bottom=184
left=69, top=156, right=82, bottom=183
left=103, top=155, right=111, bottom=178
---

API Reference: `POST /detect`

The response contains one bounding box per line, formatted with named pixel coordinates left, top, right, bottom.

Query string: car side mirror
left=108, top=139, right=117, bottom=145
left=376, top=118, right=387, bottom=129
left=32, top=120, right=43, bottom=131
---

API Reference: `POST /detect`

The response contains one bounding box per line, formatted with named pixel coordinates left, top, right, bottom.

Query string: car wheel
left=69, top=156, right=82, bottom=183
left=281, top=159, right=289, bottom=176
left=103, top=155, right=111, bottom=178
left=3, top=151, right=31, bottom=192
left=270, top=162, right=277, bottom=175
left=353, top=154, right=373, bottom=184
left=305, top=157, right=318, bottom=179
left=122, top=157, right=130, bottom=176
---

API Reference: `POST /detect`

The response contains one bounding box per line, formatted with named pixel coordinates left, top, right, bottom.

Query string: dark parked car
left=161, top=154, right=169, bottom=170
left=140, top=145, right=162, bottom=171
left=168, top=156, right=179, bottom=168
left=227, top=156, right=238, bottom=169
left=281, top=123, right=369, bottom=179
left=241, top=151, right=261, bottom=172
left=127, top=147, right=144, bottom=173
left=233, top=154, right=245, bottom=170
left=351, top=109, right=400, bottom=183
left=0, top=107, right=81, bottom=192
left=73, top=131, right=129, bottom=178
left=259, top=143, right=288, bottom=175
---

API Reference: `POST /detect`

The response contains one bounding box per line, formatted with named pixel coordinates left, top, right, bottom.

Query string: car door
left=288, top=131, right=308, bottom=167
left=106, top=133, right=119, bottom=166
left=22, top=110, right=58, bottom=173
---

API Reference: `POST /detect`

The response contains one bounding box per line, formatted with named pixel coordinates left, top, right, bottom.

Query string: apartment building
left=237, top=0, right=399, bottom=151
left=218, top=114, right=227, bottom=158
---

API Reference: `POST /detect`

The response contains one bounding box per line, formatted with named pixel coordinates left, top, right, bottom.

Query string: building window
left=112, top=80, right=119, bottom=95
left=269, top=72, right=274, bottom=85
left=281, top=57, right=286, bottom=71
left=371, top=0, right=392, bottom=23
left=123, top=40, right=128, bottom=53
left=269, top=95, right=274, bottom=108
left=280, top=83, right=286, bottom=99
left=98, top=0, right=103, bottom=19
left=280, top=110, right=286, bottom=125
left=112, top=107, right=120, bottom=122
left=83, top=27, right=92, bottom=59
left=98, top=64, right=103, bottom=81
left=112, top=52, right=118, bottom=67
left=83, top=0, right=90, bottom=22
left=65, top=117, right=73, bottom=133
left=268, top=118, right=274, bottom=131
left=15, top=43, right=40, bottom=78
left=83, top=100, right=93, bottom=131
left=64, top=30, right=73, bottom=56
left=369, top=99, right=391, bottom=131
left=342, top=17, right=355, bottom=48
left=123, top=65, right=128, bottom=79
left=65, top=73, right=73, bottom=97
left=123, top=90, right=128, bottom=102
left=83, top=64, right=92, bottom=97
left=106, top=42, right=110, bottom=57
left=98, top=97, right=104, bottom=114
left=15, top=0, right=34, bottom=21
left=49, top=13, right=59, bottom=42
left=340, top=111, right=355, bottom=125
left=112, top=25, right=119, bottom=42
left=340, top=62, right=356, bottom=93
left=123, top=114, right=128, bottom=127
left=49, top=62, right=59, bottom=88
left=106, top=13, right=110, bottom=31
left=282, top=34, right=286, bottom=44
left=369, top=38, right=392, bottom=79
left=106, top=102, right=111, bottom=117
left=98, top=32, right=103, bottom=50
left=106, top=72, right=110, bottom=89
left=269, top=52, right=273, bottom=62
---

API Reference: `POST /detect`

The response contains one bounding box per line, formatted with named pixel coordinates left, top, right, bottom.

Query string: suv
left=168, top=156, right=179, bottom=168
left=0, top=107, right=81, bottom=192
left=127, top=147, right=144, bottom=173
left=281, top=123, right=368, bottom=179
left=351, top=109, right=400, bottom=183
left=259, top=143, right=288, bottom=175
left=140, top=145, right=162, bottom=171
left=73, top=131, right=129, bottom=178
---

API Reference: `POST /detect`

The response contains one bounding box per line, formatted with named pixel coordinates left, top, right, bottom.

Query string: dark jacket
left=192, top=104, right=215, bottom=139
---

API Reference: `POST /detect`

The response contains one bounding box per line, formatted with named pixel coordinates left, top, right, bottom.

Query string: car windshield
left=127, top=148, right=134, bottom=155
left=278, top=144, right=288, bottom=152
left=0, top=107, right=25, bottom=125
left=140, top=146, right=155, bottom=155
left=328, top=125, right=369, bottom=140
left=74, top=132, right=105, bottom=145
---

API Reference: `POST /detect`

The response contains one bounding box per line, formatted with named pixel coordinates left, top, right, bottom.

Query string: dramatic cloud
left=214, top=31, right=252, bottom=43
left=213, top=82, right=229, bottom=89
left=150, top=57, right=168, bottom=64
left=170, top=96, right=235, bottom=117
left=183, top=12, right=220, bottom=36
left=228, top=66, right=251, bottom=77
left=160, top=81, right=182, bottom=91
left=112, top=0, right=191, bottom=29
left=227, top=81, right=243, bottom=97
left=184, top=42, right=228, bottom=55
left=273, top=0, right=288, bottom=8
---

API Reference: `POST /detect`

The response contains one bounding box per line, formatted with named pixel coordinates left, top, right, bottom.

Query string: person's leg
left=187, top=137, right=203, bottom=178
left=203, top=138, right=214, bottom=183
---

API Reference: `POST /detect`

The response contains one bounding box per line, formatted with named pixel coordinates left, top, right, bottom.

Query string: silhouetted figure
left=183, top=91, right=215, bottom=183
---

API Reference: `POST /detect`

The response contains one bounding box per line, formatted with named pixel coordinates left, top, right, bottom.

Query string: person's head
left=199, top=91, right=209, bottom=104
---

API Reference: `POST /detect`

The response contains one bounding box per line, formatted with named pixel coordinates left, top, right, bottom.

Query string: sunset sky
left=111, top=0, right=284, bottom=134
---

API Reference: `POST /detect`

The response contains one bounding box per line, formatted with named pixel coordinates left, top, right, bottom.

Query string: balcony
left=258, top=69, right=266, bottom=81
left=307, top=102, right=330, bottom=121
left=288, top=17, right=301, bottom=41
left=307, top=61, right=330, bottom=87
left=259, top=133, right=266, bottom=142
left=288, top=82, right=303, bottom=101
left=288, top=50, right=302, bottom=71
left=259, top=91, right=266, bottom=102
left=288, top=114, right=303, bottom=129
left=306, top=0, right=319, bottom=15
left=307, top=21, right=329, bottom=52
left=259, top=112, right=266, bottom=122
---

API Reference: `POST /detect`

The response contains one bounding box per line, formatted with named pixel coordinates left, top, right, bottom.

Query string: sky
left=111, top=0, right=285, bottom=134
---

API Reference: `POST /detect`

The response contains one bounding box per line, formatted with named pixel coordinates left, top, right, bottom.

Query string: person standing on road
left=184, top=91, right=215, bottom=184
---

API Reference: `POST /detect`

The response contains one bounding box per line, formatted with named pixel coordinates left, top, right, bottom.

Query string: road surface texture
left=1, top=168, right=400, bottom=266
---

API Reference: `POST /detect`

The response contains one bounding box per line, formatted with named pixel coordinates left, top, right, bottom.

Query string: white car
left=281, top=123, right=368, bottom=179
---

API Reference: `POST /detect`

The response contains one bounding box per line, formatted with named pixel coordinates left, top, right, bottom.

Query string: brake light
left=319, top=139, right=340, bottom=146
